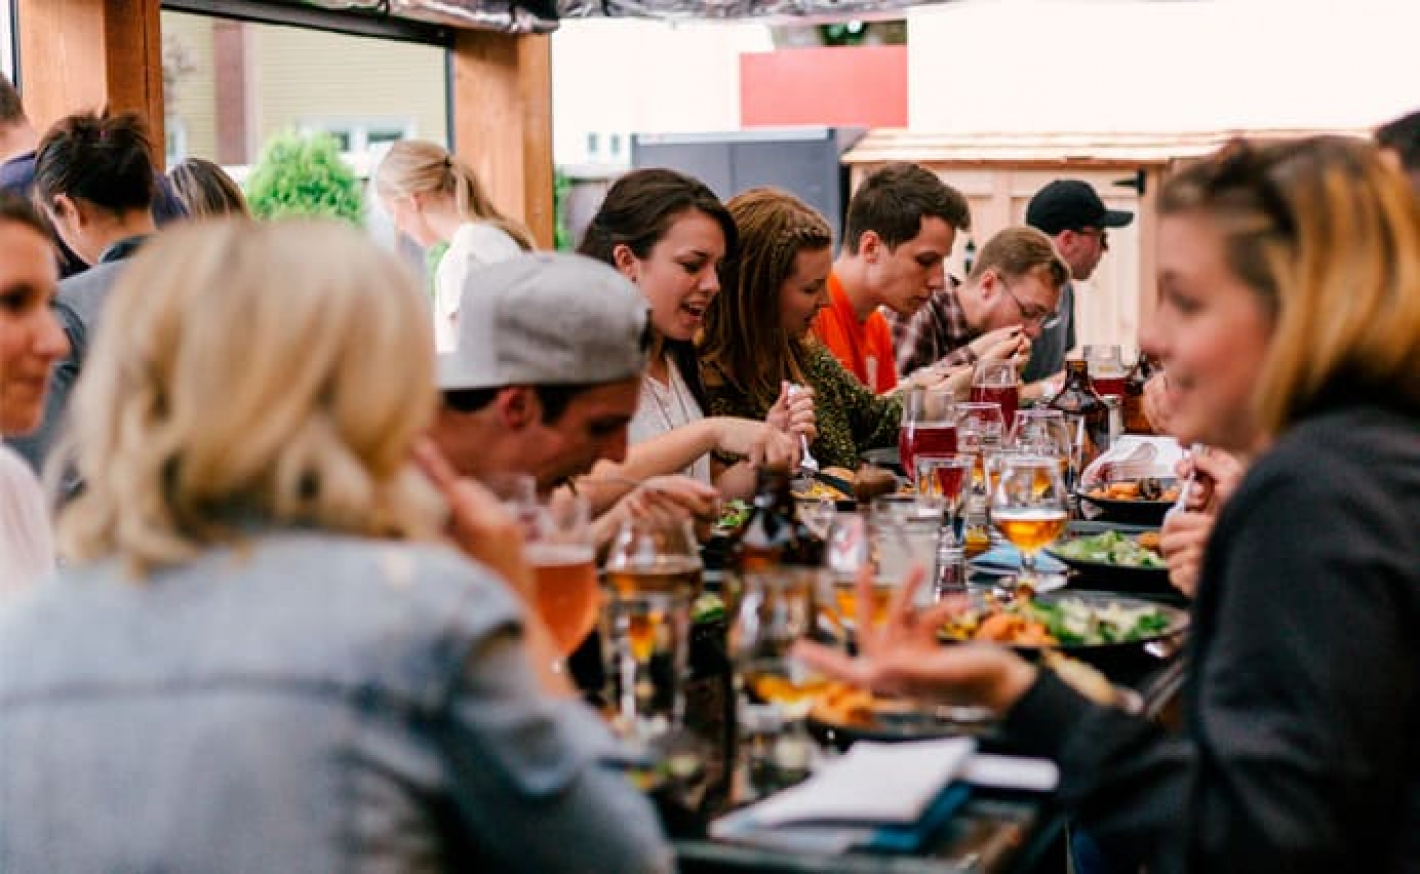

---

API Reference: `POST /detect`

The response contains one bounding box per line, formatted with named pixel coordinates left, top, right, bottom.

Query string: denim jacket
left=0, top=531, right=672, bottom=873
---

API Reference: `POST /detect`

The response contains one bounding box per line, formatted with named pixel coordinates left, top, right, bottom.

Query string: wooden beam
left=451, top=31, right=554, bottom=249
left=16, top=0, right=166, bottom=169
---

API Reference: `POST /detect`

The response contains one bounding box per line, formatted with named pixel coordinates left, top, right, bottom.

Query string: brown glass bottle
left=1046, top=358, right=1111, bottom=487
left=735, top=469, right=825, bottom=573
left=1123, top=353, right=1160, bottom=434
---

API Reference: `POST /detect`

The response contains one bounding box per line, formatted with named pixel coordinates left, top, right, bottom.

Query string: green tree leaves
left=246, top=131, right=364, bottom=225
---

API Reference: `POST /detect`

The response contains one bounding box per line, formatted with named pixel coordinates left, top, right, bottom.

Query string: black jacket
left=1004, top=400, right=1420, bottom=873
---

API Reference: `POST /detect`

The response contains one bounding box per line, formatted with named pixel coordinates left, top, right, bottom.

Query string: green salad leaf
left=1055, top=530, right=1166, bottom=569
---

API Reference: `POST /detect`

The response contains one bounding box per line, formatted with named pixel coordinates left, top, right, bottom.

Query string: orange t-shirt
left=811, top=272, right=899, bottom=394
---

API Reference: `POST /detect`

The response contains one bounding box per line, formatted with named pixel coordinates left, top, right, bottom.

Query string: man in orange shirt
left=812, top=162, right=971, bottom=394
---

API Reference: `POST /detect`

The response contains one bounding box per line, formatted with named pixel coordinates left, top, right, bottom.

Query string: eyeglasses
left=998, top=275, right=1061, bottom=330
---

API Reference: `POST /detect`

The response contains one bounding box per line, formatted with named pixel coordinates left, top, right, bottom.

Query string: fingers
left=412, top=438, right=461, bottom=493
left=791, top=639, right=876, bottom=687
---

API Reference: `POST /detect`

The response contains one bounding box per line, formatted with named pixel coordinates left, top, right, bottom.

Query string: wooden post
left=451, top=31, right=555, bottom=249
left=16, top=0, right=166, bottom=169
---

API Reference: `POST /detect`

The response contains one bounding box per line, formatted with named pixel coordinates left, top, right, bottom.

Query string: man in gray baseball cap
left=429, top=252, right=655, bottom=494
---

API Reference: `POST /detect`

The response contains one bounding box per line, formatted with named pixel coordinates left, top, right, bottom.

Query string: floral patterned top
left=704, top=344, right=901, bottom=471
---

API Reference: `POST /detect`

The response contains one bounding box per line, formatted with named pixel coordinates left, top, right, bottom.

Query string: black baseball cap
left=1026, top=180, right=1134, bottom=235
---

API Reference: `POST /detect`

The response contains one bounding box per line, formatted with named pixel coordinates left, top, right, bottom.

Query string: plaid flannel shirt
left=887, top=276, right=978, bottom=378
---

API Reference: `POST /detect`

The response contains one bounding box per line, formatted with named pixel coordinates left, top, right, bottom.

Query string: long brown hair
left=700, top=188, right=832, bottom=413
left=374, top=139, right=534, bottom=250
left=1159, top=135, right=1420, bottom=431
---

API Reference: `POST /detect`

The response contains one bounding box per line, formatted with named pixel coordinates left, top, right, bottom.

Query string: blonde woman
left=797, top=136, right=1420, bottom=870
left=375, top=139, right=534, bottom=352
left=0, top=220, right=671, bottom=873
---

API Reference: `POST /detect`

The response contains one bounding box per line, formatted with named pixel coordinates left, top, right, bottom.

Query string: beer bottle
left=1046, top=358, right=1111, bottom=487
left=1123, top=353, right=1160, bottom=434
left=735, top=469, right=797, bottom=573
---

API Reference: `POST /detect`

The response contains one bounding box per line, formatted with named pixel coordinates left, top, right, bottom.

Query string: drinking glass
left=970, top=360, right=1020, bottom=430
left=602, top=518, right=703, bottom=742
left=527, top=493, right=598, bottom=656
left=1084, top=344, right=1127, bottom=399
left=821, top=512, right=878, bottom=632
left=1009, top=408, right=1075, bottom=490
left=989, top=455, right=1069, bottom=589
left=899, top=386, right=956, bottom=483
left=868, top=496, right=940, bottom=606
left=731, top=569, right=824, bottom=793
left=955, top=401, right=1007, bottom=457
left=913, top=453, right=973, bottom=539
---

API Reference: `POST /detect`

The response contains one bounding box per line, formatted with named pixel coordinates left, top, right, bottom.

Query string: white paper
left=744, top=737, right=976, bottom=826
left=959, top=754, right=1060, bottom=792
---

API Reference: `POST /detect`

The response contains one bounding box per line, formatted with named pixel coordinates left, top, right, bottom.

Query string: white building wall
left=908, top=0, right=1420, bottom=134
left=551, top=19, right=773, bottom=166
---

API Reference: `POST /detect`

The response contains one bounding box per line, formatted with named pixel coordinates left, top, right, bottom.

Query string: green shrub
left=246, top=131, right=364, bottom=224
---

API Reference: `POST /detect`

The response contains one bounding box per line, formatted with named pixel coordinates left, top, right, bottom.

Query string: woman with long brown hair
left=700, top=187, right=900, bottom=470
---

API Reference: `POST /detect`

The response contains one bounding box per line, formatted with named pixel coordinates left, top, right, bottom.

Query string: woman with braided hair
left=701, top=187, right=902, bottom=470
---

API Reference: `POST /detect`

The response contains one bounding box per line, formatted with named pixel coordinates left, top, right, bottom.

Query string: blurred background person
left=0, top=194, right=68, bottom=593
left=578, top=168, right=804, bottom=506
left=9, top=111, right=158, bottom=474
left=0, top=219, right=672, bottom=873
left=821, top=162, right=970, bottom=395
left=1022, top=179, right=1134, bottom=391
left=0, top=76, right=184, bottom=277
left=700, top=187, right=904, bottom=470
left=797, top=135, right=1420, bottom=872
left=167, top=156, right=249, bottom=219
left=375, top=139, right=534, bottom=352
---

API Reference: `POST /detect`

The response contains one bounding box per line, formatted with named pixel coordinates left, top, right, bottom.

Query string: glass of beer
left=527, top=492, right=597, bottom=656
left=822, top=512, right=882, bottom=632
left=732, top=568, right=825, bottom=724
left=602, top=518, right=703, bottom=741
left=989, top=455, right=1069, bottom=589
left=970, top=360, right=1020, bottom=431
left=899, top=386, right=956, bottom=482
left=1084, top=344, right=1127, bottom=399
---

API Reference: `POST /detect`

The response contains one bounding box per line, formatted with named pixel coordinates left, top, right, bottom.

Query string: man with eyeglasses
left=1022, top=179, right=1134, bottom=386
left=892, top=226, right=1069, bottom=383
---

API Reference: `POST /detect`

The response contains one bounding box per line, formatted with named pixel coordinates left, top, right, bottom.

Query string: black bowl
left=1078, top=478, right=1179, bottom=526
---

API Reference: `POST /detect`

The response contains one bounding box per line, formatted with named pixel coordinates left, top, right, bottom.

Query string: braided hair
left=700, top=187, right=833, bottom=413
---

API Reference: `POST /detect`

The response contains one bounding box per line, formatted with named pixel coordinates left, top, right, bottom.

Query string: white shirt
left=433, top=222, right=525, bottom=353
left=0, top=444, right=53, bottom=595
left=629, top=357, right=712, bottom=484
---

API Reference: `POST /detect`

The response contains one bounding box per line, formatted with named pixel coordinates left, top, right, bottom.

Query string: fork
left=787, top=383, right=819, bottom=476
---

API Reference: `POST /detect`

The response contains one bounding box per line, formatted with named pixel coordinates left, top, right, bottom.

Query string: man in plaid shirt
left=888, top=227, right=1068, bottom=382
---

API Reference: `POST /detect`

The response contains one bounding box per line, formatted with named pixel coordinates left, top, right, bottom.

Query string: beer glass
left=970, top=360, right=1020, bottom=430
left=1084, top=344, right=1127, bottom=399
left=527, top=492, right=597, bottom=655
left=602, top=518, right=702, bottom=741
left=899, top=386, right=956, bottom=482
left=989, top=455, right=1069, bottom=589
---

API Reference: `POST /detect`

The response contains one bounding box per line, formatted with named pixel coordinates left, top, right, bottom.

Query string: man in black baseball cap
left=1022, top=179, right=1134, bottom=385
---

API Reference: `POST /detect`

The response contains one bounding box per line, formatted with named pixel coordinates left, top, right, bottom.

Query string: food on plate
left=808, top=681, right=881, bottom=727
left=713, top=499, right=753, bottom=534
left=942, top=592, right=1174, bottom=647
left=791, top=479, right=849, bottom=502
left=1087, top=477, right=1181, bottom=503
left=1053, top=529, right=1166, bottom=569
left=852, top=464, right=899, bottom=502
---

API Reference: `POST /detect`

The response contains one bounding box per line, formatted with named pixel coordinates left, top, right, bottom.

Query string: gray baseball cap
left=436, top=252, right=651, bottom=391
